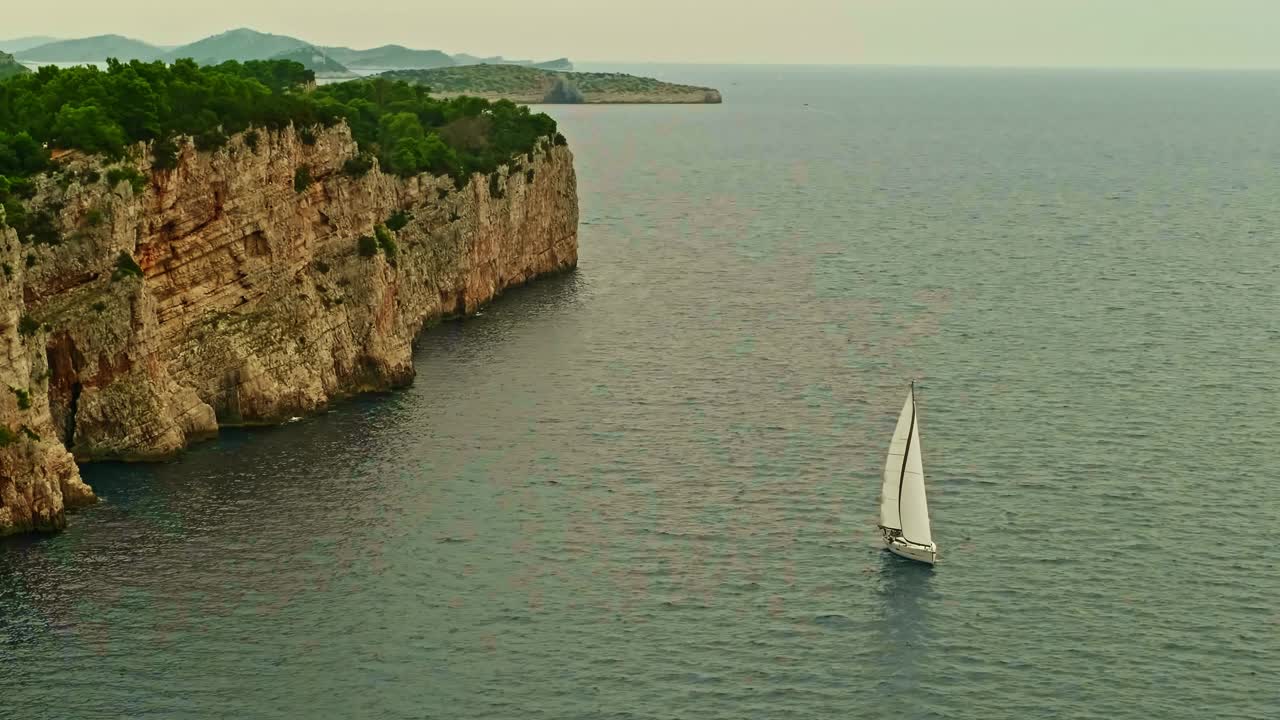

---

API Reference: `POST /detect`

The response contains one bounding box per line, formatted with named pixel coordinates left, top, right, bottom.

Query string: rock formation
left=0, top=124, right=577, bottom=536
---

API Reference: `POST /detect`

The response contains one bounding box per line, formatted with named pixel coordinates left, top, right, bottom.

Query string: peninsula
left=381, top=65, right=724, bottom=104
left=0, top=60, right=578, bottom=536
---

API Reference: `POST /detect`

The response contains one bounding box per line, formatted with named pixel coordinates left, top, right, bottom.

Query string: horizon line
left=577, top=60, right=1280, bottom=72
left=16, top=56, right=1280, bottom=74
left=7, top=31, right=1280, bottom=72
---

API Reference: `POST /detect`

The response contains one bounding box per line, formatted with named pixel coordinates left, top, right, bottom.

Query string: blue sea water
left=2, top=66, right=1278, bottom=719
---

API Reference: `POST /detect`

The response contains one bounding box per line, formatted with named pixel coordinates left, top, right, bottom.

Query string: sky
left=5, top=0, right=1280, bottom=68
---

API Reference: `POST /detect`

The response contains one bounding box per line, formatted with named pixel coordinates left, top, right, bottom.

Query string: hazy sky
left=5, top=0, right=1280, bottom=68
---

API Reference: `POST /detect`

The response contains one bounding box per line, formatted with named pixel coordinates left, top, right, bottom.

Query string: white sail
left=879, top=386, right=933, bottom=546
left=898, top=410, right=933, bottom=545
left=879, top=389, right=914, bottom=530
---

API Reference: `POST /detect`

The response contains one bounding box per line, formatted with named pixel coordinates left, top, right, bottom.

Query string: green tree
left=52, top=104, right=127, bottom=157
left=105, top=64, right=162, bottom=140
left=0, top=59, right=559, bottom=188
left=0, top=132, right=48, bottom=176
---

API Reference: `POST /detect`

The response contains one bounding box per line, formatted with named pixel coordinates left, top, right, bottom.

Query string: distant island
left=320, top=44, right=456, bottom=73
left=0, top=51, right=28, bottom=79
left=14, top=34, right=165, bottom=62
left=381, top=65, right=724, bottom=104
left=268, top=46, right=354, bottom=79
left=2, top=28, right=576, bottom=78
left=0, top=36, right=59, bottom=53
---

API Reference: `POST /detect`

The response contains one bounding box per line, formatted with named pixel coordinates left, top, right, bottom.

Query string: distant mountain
left=4, top=28, right=573, bottom=75
left=17, top=34, right=163, bottom=62
left=0, top=36, right=60, bottom=53
left=451, top=53, right=502, bottom=66
left=531, top=58, right=573, bottom=71
left=321, top=44, right=454, bottom=70
left=271, top=46, right=354, bottom=77
left=166, top=28, right=309, bottom=64
left=0, top=51, right=30, bottom=79
left=452, top=54, right=574, bottom=71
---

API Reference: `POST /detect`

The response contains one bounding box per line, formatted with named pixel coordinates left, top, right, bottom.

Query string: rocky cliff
left=0, top=51, right=30, bottom=79
left=0, top=124, right=577, bottom=536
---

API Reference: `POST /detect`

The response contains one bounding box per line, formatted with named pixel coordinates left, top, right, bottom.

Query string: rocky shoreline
left=431, top=90, right=723, bottom=104
left=0, top=124, right=578, bottom=536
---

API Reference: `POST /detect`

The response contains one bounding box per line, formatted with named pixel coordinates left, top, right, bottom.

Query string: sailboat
left=878, top=381, right=938, bottom=565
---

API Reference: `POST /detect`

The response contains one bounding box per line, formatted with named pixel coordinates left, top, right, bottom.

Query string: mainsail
left=879, top=385, right=933, bottom=546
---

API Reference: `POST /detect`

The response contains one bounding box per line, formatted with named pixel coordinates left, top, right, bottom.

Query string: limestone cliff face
left=0, top=212, right=97, bottom=534
left=0, top=124, right=577, bottom=536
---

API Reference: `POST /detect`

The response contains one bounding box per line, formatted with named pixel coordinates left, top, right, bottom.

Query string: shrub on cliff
left=5, top=206, right=60, bottom=246
left=112, top=251, right=143, bottom=281
left=151, top=137, right=180, bottom=170
left=374, top=224, right=398, bottom=264
left=194, top=127, right=229, bottom=152
left=357, top=235, right=378, bottom=258
left=17, top=314, right=39, bottom=337
left=385, top=211, right=410, bottom=232
left=342, top=153, right=374, bottom=178
left=0, top=423, right=41, bottom=444
left=106, top=166, right=146, bottom=194
left=9, top=387, right=30, bottom=411
left=294, top=166, right=313, bottom=192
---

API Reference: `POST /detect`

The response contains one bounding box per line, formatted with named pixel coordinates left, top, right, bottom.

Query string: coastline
left=430, top=90, right=723, bottom=104
left=0, top=124, right=579, bottom=536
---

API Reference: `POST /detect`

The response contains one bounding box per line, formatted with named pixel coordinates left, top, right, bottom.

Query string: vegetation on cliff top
left=0, top=58, right=557, bottom=241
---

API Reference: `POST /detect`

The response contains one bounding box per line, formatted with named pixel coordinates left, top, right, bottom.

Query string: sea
left=2, top=65, right=1278, bottom=719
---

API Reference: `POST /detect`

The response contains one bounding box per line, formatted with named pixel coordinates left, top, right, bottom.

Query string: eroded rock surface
left=0, top=125, right=578, bottom=535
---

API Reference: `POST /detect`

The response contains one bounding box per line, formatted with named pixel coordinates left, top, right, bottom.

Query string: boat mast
left=896, top=381, right=918, bottom=543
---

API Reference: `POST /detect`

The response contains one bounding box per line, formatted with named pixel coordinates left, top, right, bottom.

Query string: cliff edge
left=0, top=124, right=577, bottom=536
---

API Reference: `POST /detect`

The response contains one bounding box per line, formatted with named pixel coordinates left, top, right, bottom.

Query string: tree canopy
left=0, top=58, right=557, bottom=184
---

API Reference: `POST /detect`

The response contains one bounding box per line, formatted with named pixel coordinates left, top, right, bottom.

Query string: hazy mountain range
left=0, top=36, right=62, bottom=53
left=2, top=28, right=573, bottom=77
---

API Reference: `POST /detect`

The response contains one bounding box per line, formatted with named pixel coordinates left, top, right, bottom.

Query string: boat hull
left=884, top=537, right=937, bottom=565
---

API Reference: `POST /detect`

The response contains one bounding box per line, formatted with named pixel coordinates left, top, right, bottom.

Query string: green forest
left=0, top=58, right=559, bottom=239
